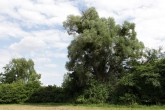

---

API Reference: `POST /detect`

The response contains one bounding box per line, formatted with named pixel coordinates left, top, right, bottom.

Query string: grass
left=0, top=104, right=165, bottom=110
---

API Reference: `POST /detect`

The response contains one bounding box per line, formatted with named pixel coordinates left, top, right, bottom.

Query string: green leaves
left=0, top=81, right=38, bottom=104
left=76, top=79, right=109, bottom=104
left=63, top=7, right=145, bottom=104
left=1, top=58, right=40, bottom=84
left=64, top=7, right=144, bottom=83
left=0, top=58, right=41, bottom=104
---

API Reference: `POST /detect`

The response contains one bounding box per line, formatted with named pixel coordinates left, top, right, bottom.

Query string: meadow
left=0, top=104, right=165, bottom=110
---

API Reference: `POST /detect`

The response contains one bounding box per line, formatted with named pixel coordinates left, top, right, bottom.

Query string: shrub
left=0, top=81, right=40, bottom=104
left=0, top=82, right=27, bottom=103
left=27, top=85, right=65, bottom=103
left=76, top=79, right=109, bottom=104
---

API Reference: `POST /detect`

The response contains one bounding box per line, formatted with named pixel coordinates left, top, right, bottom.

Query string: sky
left=0, top=0, right=165, bottom=86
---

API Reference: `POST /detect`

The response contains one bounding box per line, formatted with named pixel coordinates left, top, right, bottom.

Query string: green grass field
left=0, top=104, right=165, bottom=110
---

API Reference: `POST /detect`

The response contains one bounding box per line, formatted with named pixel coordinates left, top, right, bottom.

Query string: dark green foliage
left=155, top=58, right=165, bottom=103
left=113, top=49, right=165, bottom=104
left=62, top=73, right=84, bottom=102
left=27, top=85, right=65, bottom=103
left=110, top=73, right=139, bottom=104
left=76, top=79, right=109, bottom=104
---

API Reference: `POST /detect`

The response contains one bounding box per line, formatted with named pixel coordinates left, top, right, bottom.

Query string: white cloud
left=0, top=0, right=80, bottom=27
left=54, top=52, right=67, bottom=58
left=0, top=22, right=28, bottom=39
left=9, top=37, right=46, bottom=51
left=45, top=64, right=58, bottom=68
left=0, top=49, right=22, bottom=72
left=0, top=0, right=78, bottom=86
left=41, top=71, right=64, bottom=86
left=18, top=9, right=47, bottom=24
left=32, top=30, right=71, bottom=49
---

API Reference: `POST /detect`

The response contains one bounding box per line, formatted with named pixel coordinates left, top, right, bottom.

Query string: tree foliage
left=27, top=85, right=65, bottom=103
left=64, top=7, right=144, bottom=83
left=114, top=49, right=165, bottom=104
left=0, top=58, right=41, bottom=103
left=76, top=79, right=109, bottom=104
left=0, top=58, right=41, bottom=84
left=0, top=81, right=40, bottom=103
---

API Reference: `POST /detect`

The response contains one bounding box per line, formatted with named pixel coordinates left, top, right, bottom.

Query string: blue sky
left=0, top=0, right=165, bottom=86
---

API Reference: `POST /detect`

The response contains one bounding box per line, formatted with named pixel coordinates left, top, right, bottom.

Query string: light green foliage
left=0, top=81, right=40, bottom=103
left=0, top=82, right=22, bottom=103
left=0, top=82, right=27, bottom=103
left=0, top=58, right=41, bottom=103
left=0, top=58, right=41, bottom=84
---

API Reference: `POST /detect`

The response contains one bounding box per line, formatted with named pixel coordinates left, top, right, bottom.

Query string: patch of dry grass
left=0, top=105, right=89, bottom=110
left=0, top=104, right=165, bottom=110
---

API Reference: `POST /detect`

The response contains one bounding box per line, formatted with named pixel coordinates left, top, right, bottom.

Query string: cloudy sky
left=0, top=0, right=165, bottom=86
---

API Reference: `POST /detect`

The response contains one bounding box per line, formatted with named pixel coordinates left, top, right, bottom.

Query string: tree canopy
left=0, top=58, right=41, bottom=103
left=63, top=7, right=144, bottom=87
left=0, top=58, right=40, bottom=84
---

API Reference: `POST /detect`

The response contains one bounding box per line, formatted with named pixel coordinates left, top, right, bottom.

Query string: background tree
left=0, top=58, right=41, bottom=103
left=0, top=58, right=40, bottom=84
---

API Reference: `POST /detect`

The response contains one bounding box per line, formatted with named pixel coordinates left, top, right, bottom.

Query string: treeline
left=0, top=7, right=165, bottom=105
left=0, top=58, right=66, bottom=104
left=2, top=55, right=164, bottom=104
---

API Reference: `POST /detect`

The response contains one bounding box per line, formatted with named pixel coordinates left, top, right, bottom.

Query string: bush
left=119, top=93, right=137, bottom=104
left=0, top=81, right=40, bottom=104
left=27, top=85, right=65, bottom=103
left=0, top=82, right=27, bottom=103
left=76, top=79, right=109, bottom=104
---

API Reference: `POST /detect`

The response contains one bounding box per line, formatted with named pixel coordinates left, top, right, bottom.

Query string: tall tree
left=0, top=58, right=40, bottom=84
left=63, top=7, right=144, bottom=86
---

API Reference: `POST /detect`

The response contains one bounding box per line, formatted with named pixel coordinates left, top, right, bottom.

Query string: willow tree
left=63, top=7, right=144, bottom=89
